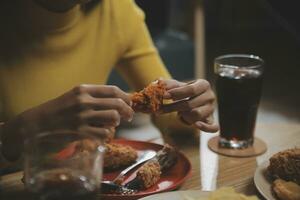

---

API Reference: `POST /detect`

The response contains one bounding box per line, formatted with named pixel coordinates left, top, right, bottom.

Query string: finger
left=104, top=127, right=115, bottom=142
left=73, top=85, right=132, bottom=106
left=158, top=79, right=186, bottom=90
left=91, top=98, right=134, bottom=122
left=178, top=104, right=215, bottom=124
left=162, top=91, right=215, bottom=113
left=78, top=125, right=112, bottom=140
left=205, top=115, right=215, bottom=125
left=80, top=109, right=121, bottom=127
left=158, top=79, right=185, bottom=99
left=194, top=121, right=219, bottom=133
left=167, top=79, right=210, bottom=101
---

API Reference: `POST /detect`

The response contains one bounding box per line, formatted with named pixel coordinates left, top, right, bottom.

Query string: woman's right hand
left=1, top=84, right=134, bottom=161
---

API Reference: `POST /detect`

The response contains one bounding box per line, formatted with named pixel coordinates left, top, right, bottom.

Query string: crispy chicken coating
left=135, top=160, right=161, bottom=188
left=125, top=144, right=177, bottom=190
left=54, top=140, right=138, bottom=171
left=103, top=143, right=138, bottom=170
left=272, top=179, right=300, bottom=200
left=131, top=80, right=166, bottom=113
left=268, top=148, right=300, bottom=184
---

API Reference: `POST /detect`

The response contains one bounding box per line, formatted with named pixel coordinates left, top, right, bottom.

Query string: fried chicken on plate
left=268, top=148, right=300, bottom=184
left=267, top=148, right=300, bottom=200
left=272, top=179, right=300, bottom=200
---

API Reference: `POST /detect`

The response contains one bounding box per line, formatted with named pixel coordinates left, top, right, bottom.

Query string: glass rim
left=214, top=54, right=264, bottom=69
left=26, top=131, right=103, bottom=139
left=24, top=131, right=105, bottom=153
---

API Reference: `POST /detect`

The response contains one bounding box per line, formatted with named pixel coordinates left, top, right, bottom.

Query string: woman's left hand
left=161, top=79, right=219, bottom=133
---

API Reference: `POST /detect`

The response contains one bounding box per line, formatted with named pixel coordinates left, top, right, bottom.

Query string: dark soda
left=216, top=68, right=263, bottom=144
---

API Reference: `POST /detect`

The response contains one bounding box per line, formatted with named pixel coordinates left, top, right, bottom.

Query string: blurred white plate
left=254, top=161, right=276, bottom=200
left=139, top=190, right=209, bottom=200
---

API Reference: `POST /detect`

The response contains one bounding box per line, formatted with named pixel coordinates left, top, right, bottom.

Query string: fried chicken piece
left=136, top=160, right=161, bottom=188
left=125, top=144, right=177, bottom=190
left=267, top=148, right=300, bottom=184
left=55, top=140, right=138, bottom=171
left=273, top=179, right=300, bottom=200
left=103, top=143, right=138, bottom=170
left=131, top=80, right=166, bottom=113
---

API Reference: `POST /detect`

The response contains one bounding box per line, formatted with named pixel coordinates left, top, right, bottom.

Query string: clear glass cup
left=24, top=131, right=104, bottom=200
left=214, top=54, right=264, bottom=149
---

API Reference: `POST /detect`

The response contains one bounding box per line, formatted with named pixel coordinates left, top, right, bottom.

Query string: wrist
left=152, top=112, right=196, bottom=133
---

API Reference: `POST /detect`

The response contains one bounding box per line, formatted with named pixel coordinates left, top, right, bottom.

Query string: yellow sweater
left=0, top=0, right=194, bottom=135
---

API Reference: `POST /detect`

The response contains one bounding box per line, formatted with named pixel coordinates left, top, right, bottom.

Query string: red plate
left=101, top=139, right=192, bottom=200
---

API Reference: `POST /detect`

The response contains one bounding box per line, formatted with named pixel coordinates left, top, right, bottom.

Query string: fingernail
left=164, top=92, right=171, bottom=99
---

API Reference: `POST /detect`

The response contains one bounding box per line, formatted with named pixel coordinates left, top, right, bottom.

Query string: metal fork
left=101, top=150, right=156, bottom=193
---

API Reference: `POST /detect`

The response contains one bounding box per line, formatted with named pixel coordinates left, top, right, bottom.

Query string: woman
left=0, top=0, right=218, bottom=162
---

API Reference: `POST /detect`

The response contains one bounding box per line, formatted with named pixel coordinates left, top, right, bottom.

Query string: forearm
left=151, top=112, right=198, bottom=142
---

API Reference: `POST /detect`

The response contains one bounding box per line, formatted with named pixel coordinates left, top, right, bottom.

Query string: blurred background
left=109, top=0, right=300, bottom=125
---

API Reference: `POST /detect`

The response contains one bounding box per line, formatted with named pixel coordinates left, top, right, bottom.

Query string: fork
left=101, top=150, right=156, bottom=192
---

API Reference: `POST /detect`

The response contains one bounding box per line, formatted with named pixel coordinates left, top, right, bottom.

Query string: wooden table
left=178, top=122, right=300, bottom=198
left=1, top=122, right=300, bottom=199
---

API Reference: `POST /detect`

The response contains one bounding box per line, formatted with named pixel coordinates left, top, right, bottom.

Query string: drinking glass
left=24, top=131, right=104, bottom=200
left=214, top=54, right=264, bottom=149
